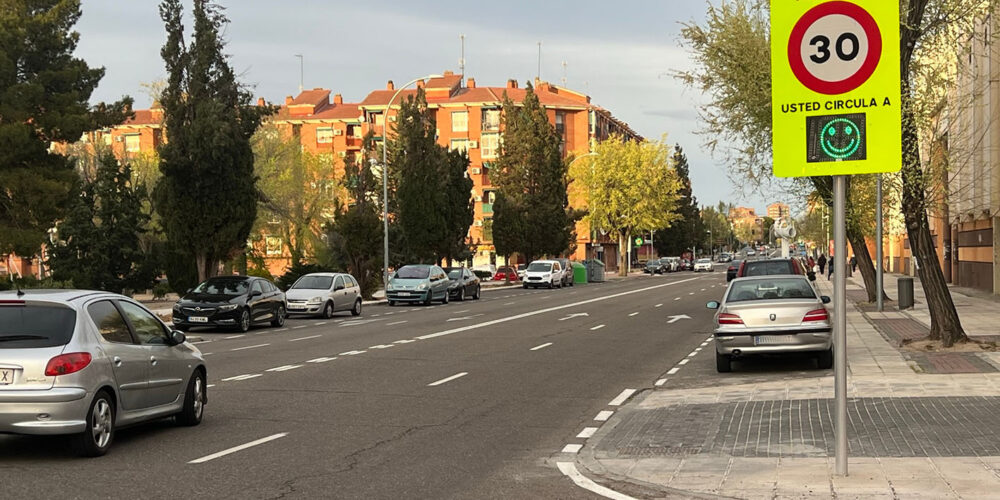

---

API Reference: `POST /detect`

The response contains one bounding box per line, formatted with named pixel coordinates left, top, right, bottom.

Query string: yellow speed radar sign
left=771, top=1, right=900, bottom=177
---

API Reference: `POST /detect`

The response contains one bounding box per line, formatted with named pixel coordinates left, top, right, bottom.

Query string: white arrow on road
left=559, top=313, right=590, bottom=321
left=667, top=315, right=691, bottom=324
left=447, top=314, right=484, bottom=322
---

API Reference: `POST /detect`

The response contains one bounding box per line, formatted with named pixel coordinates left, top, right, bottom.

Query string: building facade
left=766, top=202, right=790, bottom=220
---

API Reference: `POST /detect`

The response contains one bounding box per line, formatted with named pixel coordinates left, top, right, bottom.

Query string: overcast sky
left=76, top=0, right=775, bottom=213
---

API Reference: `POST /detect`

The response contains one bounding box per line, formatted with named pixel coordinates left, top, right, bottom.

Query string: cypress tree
left=654, top=145, right=701, bottom=256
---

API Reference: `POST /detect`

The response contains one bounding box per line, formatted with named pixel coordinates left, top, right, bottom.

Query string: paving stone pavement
left=577, top=272, right=1000, bottom=499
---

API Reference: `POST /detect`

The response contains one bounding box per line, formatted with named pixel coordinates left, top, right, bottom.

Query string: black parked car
left=172, top=276, right=286, bottom=332
left=444, top=267, right=482, bottom=301
left=726, top=260, right=743, bottom=282
left=644, top=259, right=666, bottom=274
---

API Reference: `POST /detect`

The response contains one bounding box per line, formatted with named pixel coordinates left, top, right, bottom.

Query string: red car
left=493, top=266, right=519, bottom=281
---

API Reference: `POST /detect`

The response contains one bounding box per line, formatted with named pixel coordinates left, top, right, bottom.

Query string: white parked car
left=523, top=260, right=564, bottom=289
left=285, top=273, right=362, bottom=318
left=694, top=258, right=715, bottom=272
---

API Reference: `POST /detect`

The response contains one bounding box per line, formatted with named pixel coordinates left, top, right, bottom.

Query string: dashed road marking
left=590, top=324, right=606, bottom=331
left=577, top=427, right=598, bottom=439
left=289, top=335, right=321, bottom=342
left=655, top=304, right=663, bottom=308
left=339, top=350, right=366, bottom=356
left=369, top=344, right=394, bottom=349
left=667, top=367, right=680, bottom=375
left=595, top=410, right=614, bottom=422
left=679, top=359, right=689, bottom=365
left=608, top=389, right=637, bottom=406
left=387, top=320, right=408, bottom=326
left=561, top=444, right=583, bottom=454
left=393, top=339, right=416, bottom=344
left=314, top=322, right=327, bottom=326
left=266, top=364, right=303, bottom=372
left=655, top=378, right=667, bottom=386
left=628, top=312, right=638, bottom=317
left=530, top=342, right=553, bottom=351
left=292, top=325, right=308, bottom=330
left=504, top=302, right=515, bottom=305
left=224, top=335, right=245, bottom=340
left=188, top=433, right=288, bottom=464
left=221, top=373, right=262, bottom=382
left=428, top=372, right=468, bottom=387
left=674, top=297, right=681, bottom=301
left=231, top=344, right=269, bottom=352
left=306, top=357, right=337, bottom=363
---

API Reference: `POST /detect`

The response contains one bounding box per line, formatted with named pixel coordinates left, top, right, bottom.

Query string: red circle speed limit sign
left=787, top=1, right=882, bottom=95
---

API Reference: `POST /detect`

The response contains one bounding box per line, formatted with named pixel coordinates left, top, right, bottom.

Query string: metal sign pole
left=876, top=174, right=884, bottom=312
left=833, top=175, right=849, bottom=476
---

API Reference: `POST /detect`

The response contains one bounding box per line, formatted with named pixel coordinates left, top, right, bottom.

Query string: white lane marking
left=561, top=444, right=583, bottom=454
left=266, top=364, right=303, bottom=372
left=688, top=292, right=695, bottom=295
left=687, top=351, right=698, bottom=357
left=225, top=335, right=245, bottom=340
left=590, top=324, right=606, bottom=331
left=453, top=309, right=470, bottom=314
left=700, top=342, right=709, bottom=347
left=416, top=277, right=701, bottom=341
left=231, top=344, right=269, bottom=352
left=655, top=378, right=667, bottom=386
left=595, top=411, right=614, bottom=422
left=428, top=372, right=468, bottom=387
left=393, top=339, right=416, bottom=344
left=541, top=295, right=551, bottom=299
left=202, top=353, right=213, bottom=356
left=191, top=340, right=212, bottom=344
left=306, top=357, right=337, bottom=363
left=560, top=312, right=589, bottom=321
left=577, top=427, right=599, bottom=439
left=275, top=328, right=289, bottom=332
left=557, top=462, right=636, bottom=500
left=386, top=320, right=408, bottom=326
left=667, top=367, right=680, bottom=375
left=504, top=302, right=515, bottom=305
left=701, top=288, right=706, bottom=292
left=608, top=389, right=637, bottom=406
left=628, top=312, right=638, bottom=317
left=188, top=433, right=288, bottom=464
left=220, top=373, right=262, bottom=382
left=371, top=314, right=381, bottom=317
left=679, top=359, right=689, bottom=365
left=694, top=347, right=702, bottom=353
left=292, top=325, right=308, bottom=330
left=446, top=314, right=484, bottom=322
left=289, top=335, right=321, bottom=342
left=314, top=322, right=328, bottom=326
left=369, top=344, right=394, bottom=349
left=655, top=304, right=663, bottom=308
left=530, top=342, right=553, bottom=351
left=339, top=350, right=366, bottom=356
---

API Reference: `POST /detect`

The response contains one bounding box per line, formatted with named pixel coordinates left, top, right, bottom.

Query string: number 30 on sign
left=770, top=1, right=901, bottom=178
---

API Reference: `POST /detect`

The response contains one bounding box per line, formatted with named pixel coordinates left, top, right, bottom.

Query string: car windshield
left=291, top=275, right=334, bottom=290
left=396, top=266, right=429, bottom=279
left=742, top=261, right=795, bottom=276
left=193, top=278, right=250, bottom=296
left=446, top=269, right=463, bottom=279
left=527, top=262, right=552, bottom=272
left=0, top=304, right=77, bottom=349
left=727, top=278, right=816, bottom=302
left=697, top=259, right=710, bottom=263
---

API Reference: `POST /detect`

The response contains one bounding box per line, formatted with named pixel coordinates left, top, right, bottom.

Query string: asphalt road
left=0, top=269, right=731, bottom=499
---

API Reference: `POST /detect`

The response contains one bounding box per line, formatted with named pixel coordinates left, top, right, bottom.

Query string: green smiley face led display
left=819, top=118, right=861, bottom=160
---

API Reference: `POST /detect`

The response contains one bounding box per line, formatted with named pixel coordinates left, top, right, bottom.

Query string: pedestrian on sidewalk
left=850, top=255, right=858, bottom=272
left=828, top=257, right=835, bottom=280
left=817, top=254, right=827, bottom=275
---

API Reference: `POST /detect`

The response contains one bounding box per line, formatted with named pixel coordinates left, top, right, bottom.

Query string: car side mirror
left=250, top=290, right=262, bottom=298
left=821, top=296, right=831, bottom=304
left=707, top=301, right=720, bottom=310
left=168, top=330, right=186, bottom=345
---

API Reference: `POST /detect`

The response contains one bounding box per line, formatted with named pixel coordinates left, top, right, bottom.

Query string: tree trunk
left=617, top=232, right=628, bottom=277
left=847, top=224, right=889, bottom=303
left=196, top=254, right=208, bottom=283
left=901, top=56, right=966, bottom=346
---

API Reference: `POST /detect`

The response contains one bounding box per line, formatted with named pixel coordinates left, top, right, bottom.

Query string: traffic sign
left=771, top=1, right=900, bottom=177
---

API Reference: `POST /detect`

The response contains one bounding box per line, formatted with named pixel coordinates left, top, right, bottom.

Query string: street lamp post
left=381, top=74, right=443, bottom=293
left=707, top=229, right=713, bottom=260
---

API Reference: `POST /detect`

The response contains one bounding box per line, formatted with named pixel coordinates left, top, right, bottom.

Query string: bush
left=152, top=282, right=172, bottom=300
left=0, top=276, right=75, bottom=291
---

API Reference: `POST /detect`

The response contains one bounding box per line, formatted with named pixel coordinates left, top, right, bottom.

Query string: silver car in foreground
left=707, top=275, right=832, bottom=373
left=0, top=290, right=207, bottom=456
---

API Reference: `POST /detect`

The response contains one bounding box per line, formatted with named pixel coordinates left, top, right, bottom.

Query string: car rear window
left=727, top=278, right=816, bottom=302
left=741, top=261, right=795, bottom=276
left=0, top=303, right=77, bottom=348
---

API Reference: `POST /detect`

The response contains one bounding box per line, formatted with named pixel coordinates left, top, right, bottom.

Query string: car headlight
left=218, top=304, right=239, bottom=311
left=417, top=283, right=428, bottom=290
left=307, top=297, right=323, bottom=304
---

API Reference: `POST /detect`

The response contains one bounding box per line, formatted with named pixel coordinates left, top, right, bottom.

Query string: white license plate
left=0, top=368, right=13, bottom=385
left=754, top=335, right=797, bottom=345
left=397, top=292, right=410, bottom=297
left=189, top=316, right=208, bottom=323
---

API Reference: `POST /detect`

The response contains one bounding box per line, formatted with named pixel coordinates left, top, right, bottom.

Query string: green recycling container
left=573, top=262, right=588, bottom=284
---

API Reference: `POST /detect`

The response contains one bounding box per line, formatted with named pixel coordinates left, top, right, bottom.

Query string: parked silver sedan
left=707, top=275, right=832, bottom=373
left=0, top=290, right=207, bottom=456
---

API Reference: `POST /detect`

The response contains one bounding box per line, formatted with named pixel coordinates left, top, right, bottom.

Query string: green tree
left=653, top=145, right=700, bottom=256
left=570, top=135, right=681, bottom=276
left=155, top=0, right=271, bottom=283
left=492, top=84, right=574, bottom=264
left=699, top=205, right=732, bottom=255
left=439, top=148, right=474, bottom=265
left=49, top=151, right=152, bottom=293
left=0, top=0, right=132, bottom=257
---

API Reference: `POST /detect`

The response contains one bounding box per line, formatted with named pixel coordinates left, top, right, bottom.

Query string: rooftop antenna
left=295, top=54, right=304, bottom=93
left=537, top=41, right=542, bottom=81
left=561, top=60, right=567, bottom=86
left=459, top=34, right=466, bottom=78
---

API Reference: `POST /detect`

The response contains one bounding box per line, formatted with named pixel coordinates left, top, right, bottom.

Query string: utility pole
left=459, top=34, right=466, bottom=77
left=561, top=60, right=567, bottom=86
left=876, top=174, right=884, bottom=312
left=295, top=54, right=303, bottom=93
left=537, top=42, right=542, bottom=80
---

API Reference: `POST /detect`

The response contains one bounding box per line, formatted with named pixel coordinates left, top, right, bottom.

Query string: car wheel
left=388, top=300, right=396, bottom=307
left=351, top=299, right=362, bottom=317
left=424, top=294, right=433, bottom=306
left=457, top=288, right=465, bottom=301
left=523, top=284, right=528, bottom=289
left=271, top=306, right=286, bottom=327
left=176, top=370, right=205, bottom=426
left=238, top=309, right=251, bottom=333
left=473, top=286, right=481, bottom=300
left=715, top=351, right=732, bottom=373
left=441, top=291, right=449, bottom=304
left=816, top=348, right=834, bottom=370
left=74, top=390, right=115, bottom=457
left=547, top=281, right=553, bottom=289
left=322, top=301, right=335, bottom=319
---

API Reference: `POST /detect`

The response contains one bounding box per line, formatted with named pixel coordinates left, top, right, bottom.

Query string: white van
left=523, top=260, right=564, bottom=289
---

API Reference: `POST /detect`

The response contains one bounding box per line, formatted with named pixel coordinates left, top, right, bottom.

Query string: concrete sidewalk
left=577, top=273, right=1000, bottom=499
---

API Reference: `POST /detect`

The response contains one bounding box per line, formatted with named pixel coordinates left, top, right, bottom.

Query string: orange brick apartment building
left=83, top=71, right=640, bottom=274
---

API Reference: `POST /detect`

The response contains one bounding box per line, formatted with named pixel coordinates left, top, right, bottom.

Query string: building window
left=450, top=139, right=469, bottom=153
left=481, top=133, right=499, bottom=159
left=316, top=127, right=334, bottom=144
left=124, top=134, right=141, bottom=153
left=555, top=111, right=565, bottom=136
left=482, top=190, right=496, bottom=214
left=483, top=218, right=493, bottom=242
left=452, top=111, right=468, bottom=133
left=482, top=109, right=501, bottom=131
left=347, top=124, right=362, bottom=138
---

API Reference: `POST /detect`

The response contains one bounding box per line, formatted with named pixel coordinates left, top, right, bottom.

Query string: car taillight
left=45, top=352, right=93, bottom=376
left=718, top=313, right=744, bottom=325
left=803, top=308, right=829, bottom=323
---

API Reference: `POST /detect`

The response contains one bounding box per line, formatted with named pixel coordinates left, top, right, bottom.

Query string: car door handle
left=113, top=356, right=122, bottom=367
left=149, top=356, right=158, bottom=365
